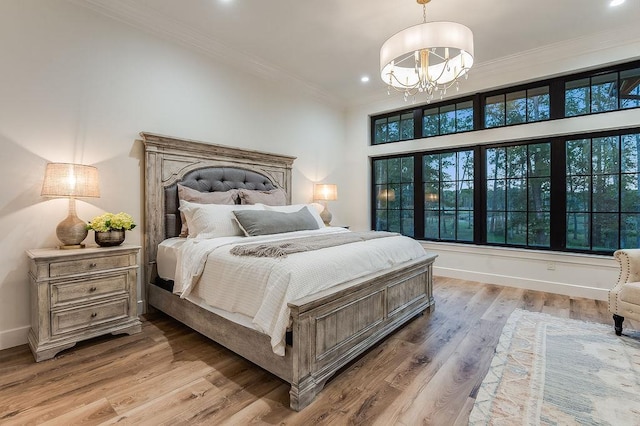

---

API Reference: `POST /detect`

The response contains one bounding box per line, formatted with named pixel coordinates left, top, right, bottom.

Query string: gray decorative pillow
left=178, top=184, right=238, bottom=237
left=232, top=206, right=319, bottom=236
left=238, top=188, right=287, bottom=206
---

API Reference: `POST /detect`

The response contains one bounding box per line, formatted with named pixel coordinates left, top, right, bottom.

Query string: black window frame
left=371, top=127, right=640, bottom=256
left=370, top=60, right=640, bottom=146
left=371, top=155, right=417, bottom=236
left=371, top=109, right=420, bottom=145
left=481, top=83, right=553, bottom=129
left=483, top=141, right=552, bottom=248
left=422, top=98, right=476, bottom=137
left=421, top=147, right=476, bottom=242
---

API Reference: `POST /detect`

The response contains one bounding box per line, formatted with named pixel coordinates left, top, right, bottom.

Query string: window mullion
left=414, top=153, right=424, bottom=239
left=618, top=135, right=623, bottom=248
left=589, top=139, right=594, bottom=250
left=550, top=79, right=565, bottom=119
left=413, top=109, right=422, bottom=140
left=370, top=158, right=376, bottom=230
left=475, top=146, right=486, bottom=243
left=550, top=138, right=566, bottom=250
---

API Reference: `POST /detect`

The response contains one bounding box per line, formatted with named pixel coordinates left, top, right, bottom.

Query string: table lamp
left=41, top=163, right=100, bottom=249
left=314, top=183, right=337, bottom=226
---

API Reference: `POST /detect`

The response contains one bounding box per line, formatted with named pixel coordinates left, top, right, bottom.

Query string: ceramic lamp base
left=56, top=201, right=88, bottom=248
left=320, top=204, right=332, bottom=226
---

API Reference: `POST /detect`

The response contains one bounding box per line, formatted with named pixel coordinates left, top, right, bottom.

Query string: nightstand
left=26, top=245, right=142, bottom=362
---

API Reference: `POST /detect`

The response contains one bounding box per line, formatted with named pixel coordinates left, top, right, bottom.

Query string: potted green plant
left=86, top=212, right=136, bottom=247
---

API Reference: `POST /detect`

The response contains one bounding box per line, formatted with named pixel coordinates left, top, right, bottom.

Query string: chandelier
left=380, top=0, right=474, bottom=102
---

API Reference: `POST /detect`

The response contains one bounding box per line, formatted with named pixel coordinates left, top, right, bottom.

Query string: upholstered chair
left=610, top=249, right=640, bottom=335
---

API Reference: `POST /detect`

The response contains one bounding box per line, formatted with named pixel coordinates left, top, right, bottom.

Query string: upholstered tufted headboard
left=164, top=167, right=278, bottom=238
left=141, top=132, right=296, bottom=299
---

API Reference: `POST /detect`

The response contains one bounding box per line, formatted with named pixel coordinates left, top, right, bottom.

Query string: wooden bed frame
left=141, top=132, right=436, bottom=410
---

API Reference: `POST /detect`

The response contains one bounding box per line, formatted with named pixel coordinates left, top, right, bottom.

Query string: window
left=565, top=78, right=590, bottom=116
left=423, top=150, right=474, bottom=241
left=484, top=86, right=550, bottom=128
left=370, top=61, right=640, bottom=255
left=373, top=129, right=640, bottom=254
left=373, top=156, right=415, bottom=236
left=565, top=66, right=640, bottom=117
left=566, top=132, right=640, bottom=251
left=484, top=95, right=505, bottom=128
left=527, top=86, right=551, bottom=122
left=373, top=112, right=414, bottom=145
left=371, top=61, right=640, bottom=146
left=423, top=100, right=474, bottom=137
left=591, top=73, right=617, bottom=113
left=486, top=143, right=551, bottom=247
left=620, top=68, right=640, bottom=109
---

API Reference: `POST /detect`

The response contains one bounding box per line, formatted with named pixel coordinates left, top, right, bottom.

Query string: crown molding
left=472, top=23, right=640, bottom=82
left=68, top=0, right=343, bottom=107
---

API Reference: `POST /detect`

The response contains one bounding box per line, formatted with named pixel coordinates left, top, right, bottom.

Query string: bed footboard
left=148, top=254, right=435, bottom=411
left=288, top=254, right=436, bottom=410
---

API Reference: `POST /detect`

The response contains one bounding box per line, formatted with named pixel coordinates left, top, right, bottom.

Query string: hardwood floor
left=1, top=277, right=636, bottom=425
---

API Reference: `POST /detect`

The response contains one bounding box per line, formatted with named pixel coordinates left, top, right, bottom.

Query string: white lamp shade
left=380, top=21, right=474, bottom=88
left=314, top=184, right=338, bottom=201
left=41, top=163, right=100, bottom=198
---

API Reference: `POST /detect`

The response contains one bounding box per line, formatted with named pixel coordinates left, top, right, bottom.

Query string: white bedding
left=157, top=237, right=186, bottom=281
left=163, top=228, right=428, bottom=355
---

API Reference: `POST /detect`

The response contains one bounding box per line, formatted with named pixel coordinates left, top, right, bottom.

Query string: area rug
left=468, top=309, right=640, bottom=425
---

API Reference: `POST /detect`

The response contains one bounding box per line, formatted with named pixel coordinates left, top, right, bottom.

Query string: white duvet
left=173, top=227, right=427, bottom=356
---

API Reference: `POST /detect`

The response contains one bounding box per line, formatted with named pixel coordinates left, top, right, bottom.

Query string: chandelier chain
left=423, top=4, right=426, bottom=24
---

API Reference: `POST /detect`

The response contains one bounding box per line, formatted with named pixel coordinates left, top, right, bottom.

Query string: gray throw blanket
left=229, top=231, right=399, bottom=258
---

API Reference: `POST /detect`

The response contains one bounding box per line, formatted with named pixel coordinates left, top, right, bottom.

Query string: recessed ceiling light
left=610, top=0, right=625, bottom=6
left=361, top=76, right=370, bottom=83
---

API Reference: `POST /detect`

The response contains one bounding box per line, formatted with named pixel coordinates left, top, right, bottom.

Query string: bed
left=141, top=132, right=436, bottom=410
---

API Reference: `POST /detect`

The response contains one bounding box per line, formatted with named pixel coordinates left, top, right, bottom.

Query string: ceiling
left=76, top=0, right=640, bottom=107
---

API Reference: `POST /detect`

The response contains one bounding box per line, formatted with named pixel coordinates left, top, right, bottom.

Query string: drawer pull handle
left=91, top=312, right=97, bottom=318
left=89, top=263, right=97, bottom=268
left=89, top=287, right=97, bottom=293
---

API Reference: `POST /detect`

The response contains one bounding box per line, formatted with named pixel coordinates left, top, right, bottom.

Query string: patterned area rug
left=469, top=309, right=640, bottom=425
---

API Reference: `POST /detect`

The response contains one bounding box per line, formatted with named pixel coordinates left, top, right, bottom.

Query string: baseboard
left=434, top=266, right=609, bottom=301
left=0, top=325, right=30, bottom=351
left=2, top=303, right=147, bottom=352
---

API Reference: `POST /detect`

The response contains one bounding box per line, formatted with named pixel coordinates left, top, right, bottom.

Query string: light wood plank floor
left=1, top=277, right=637, bottom=425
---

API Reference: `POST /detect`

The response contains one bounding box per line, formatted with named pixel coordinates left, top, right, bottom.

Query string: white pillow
left=263, top=203, right=325, bottom=228
left=179, top=200, right=265, bottom=238
left=177, top=185, right=239, bottom=237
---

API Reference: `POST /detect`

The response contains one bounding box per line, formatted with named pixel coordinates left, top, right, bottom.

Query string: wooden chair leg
left=613, top=314, right=624, bottom=336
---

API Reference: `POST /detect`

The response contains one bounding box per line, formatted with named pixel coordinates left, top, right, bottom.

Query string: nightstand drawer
left=49, top=254, right=130, bottom=278
left=51, top=274, right=129, bottom=307
left=51, top=298, right=129, bottom=336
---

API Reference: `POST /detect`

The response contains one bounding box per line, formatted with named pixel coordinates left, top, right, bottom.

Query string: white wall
left=345, top=29, right=640, bottom=301
left=0, top=0, right=346, bottom=350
